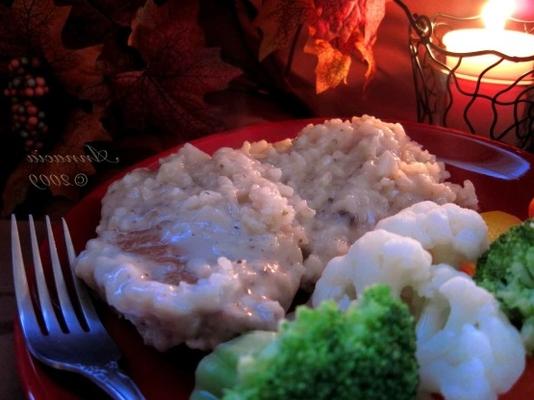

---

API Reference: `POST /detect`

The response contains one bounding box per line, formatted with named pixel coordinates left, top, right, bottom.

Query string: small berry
left=28, top=116, right=38, bottom=126
left=27, top=106, right=37, bottom=115
left=24, top=88, right=34, bottom=97
left=34, top=87, right=44, bottom=96
left=36, top=77, right=46, bottom=86
left=38, top=121, right=46, bottom=129
left=18, top=106, right=25, bottom=113
left=38, top=111, right=45, bottom=118
left=3, top=88, right=9, bottom=96
left=25, top=139, right=33, bottom=147
left=20, top=131, right=29, bottom=138
left=27, top=78, right=36, bottom=88
left=21, top=57, right=28, bottom=65
left=31, top=58, right=40, bottom=68
left=11, top=59, right=20, bottom=68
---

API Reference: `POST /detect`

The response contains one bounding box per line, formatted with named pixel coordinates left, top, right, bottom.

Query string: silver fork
left=11, top=215, right=145, bottom=400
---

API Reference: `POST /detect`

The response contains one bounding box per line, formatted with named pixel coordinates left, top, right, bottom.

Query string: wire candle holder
left=394, top=0, right=534, bottom=150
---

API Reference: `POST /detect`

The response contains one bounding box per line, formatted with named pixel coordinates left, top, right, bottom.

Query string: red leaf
left=253, top=0, right=312, bottom=60
left=113, top=0, right=242, bottom=139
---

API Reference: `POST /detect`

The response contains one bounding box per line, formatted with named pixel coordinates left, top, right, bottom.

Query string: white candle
left=442, top=0, right=534, bottom=83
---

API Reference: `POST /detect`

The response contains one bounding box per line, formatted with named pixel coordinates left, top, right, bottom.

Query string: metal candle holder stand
left=394, top=0, right=534, bottom=150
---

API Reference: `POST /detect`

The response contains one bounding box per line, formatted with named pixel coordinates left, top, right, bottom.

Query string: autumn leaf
left=354, top=0, right=385, bottom=83
left=2, top=109, right=110, bottom=214
left=253, top=0, right=312, bottom=60
left=0, top=0, right=108, bottom=103
left=250, top=0, right=387, bottom=92
left=111, top=0, right=241, bottom=140
left=362, top=0, right=386, bottom=47
left=0, top=0, right=66, bottom=60
left=305, top=0, right=386, bottom=92
left=40, top=4, right=108, bottom=103
left=304, top=39, right=351, bottom=93
left=310, top=0, right=362, bottom=43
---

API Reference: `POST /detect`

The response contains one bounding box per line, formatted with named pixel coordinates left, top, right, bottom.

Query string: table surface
left=1, top=219, right=40, bottom=400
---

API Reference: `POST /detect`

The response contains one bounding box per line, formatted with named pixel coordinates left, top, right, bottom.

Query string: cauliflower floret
left=311, top=230, right=432, bottom=309
left=417, top=265, right=525, bottom=400
left=375, top=201, right=488, bottom=266
left=312, top=226, right=525, bottom=400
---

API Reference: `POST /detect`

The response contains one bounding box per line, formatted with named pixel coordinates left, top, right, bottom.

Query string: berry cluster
left=4, top=57, right=49, bottom=153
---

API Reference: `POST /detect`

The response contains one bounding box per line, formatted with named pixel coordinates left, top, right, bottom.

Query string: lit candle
left=442, top=0, right=534, bottom=83
left=437, top=0, right=534, bottom=145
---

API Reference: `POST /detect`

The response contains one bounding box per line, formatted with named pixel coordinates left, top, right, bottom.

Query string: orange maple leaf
left=305, top=0, right=386, bottom=92
left=254, top=0, right=312, bottom=60
left=304, top=39, right=351, bottom=94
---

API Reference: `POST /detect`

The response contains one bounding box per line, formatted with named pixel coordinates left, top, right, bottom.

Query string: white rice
left=75, top=115, right=477, bottom=350
left=245, top=116, right=477, bottom=284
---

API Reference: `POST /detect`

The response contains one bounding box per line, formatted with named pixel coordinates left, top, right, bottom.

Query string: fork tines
left=11, top=215, right=145, bottom=400
left=11, top=215, right=96, bottom=336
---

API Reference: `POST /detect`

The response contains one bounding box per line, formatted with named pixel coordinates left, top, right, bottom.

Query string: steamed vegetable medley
left=191, top=201, right=534, bottom=400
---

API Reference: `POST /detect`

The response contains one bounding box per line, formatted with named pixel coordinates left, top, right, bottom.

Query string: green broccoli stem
left=191, top=331, right=277, bottom=400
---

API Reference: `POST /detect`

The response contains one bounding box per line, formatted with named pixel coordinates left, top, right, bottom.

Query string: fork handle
left=77, top=361, right=145, bottom=400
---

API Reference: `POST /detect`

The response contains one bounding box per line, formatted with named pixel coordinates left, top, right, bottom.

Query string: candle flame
left=482, top=0, right=516, bottom=30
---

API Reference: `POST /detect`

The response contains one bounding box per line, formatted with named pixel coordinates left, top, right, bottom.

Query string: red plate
left=13, top=119, right=534, bottom=399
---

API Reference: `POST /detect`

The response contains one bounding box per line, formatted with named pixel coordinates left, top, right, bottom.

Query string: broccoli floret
left=190, top=284, right=418, bottom=400
left=474, top=219, right=534, bottom=352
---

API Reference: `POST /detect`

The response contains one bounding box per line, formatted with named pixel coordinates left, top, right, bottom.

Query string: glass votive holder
left=404, top=8, right=534, bottom=150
